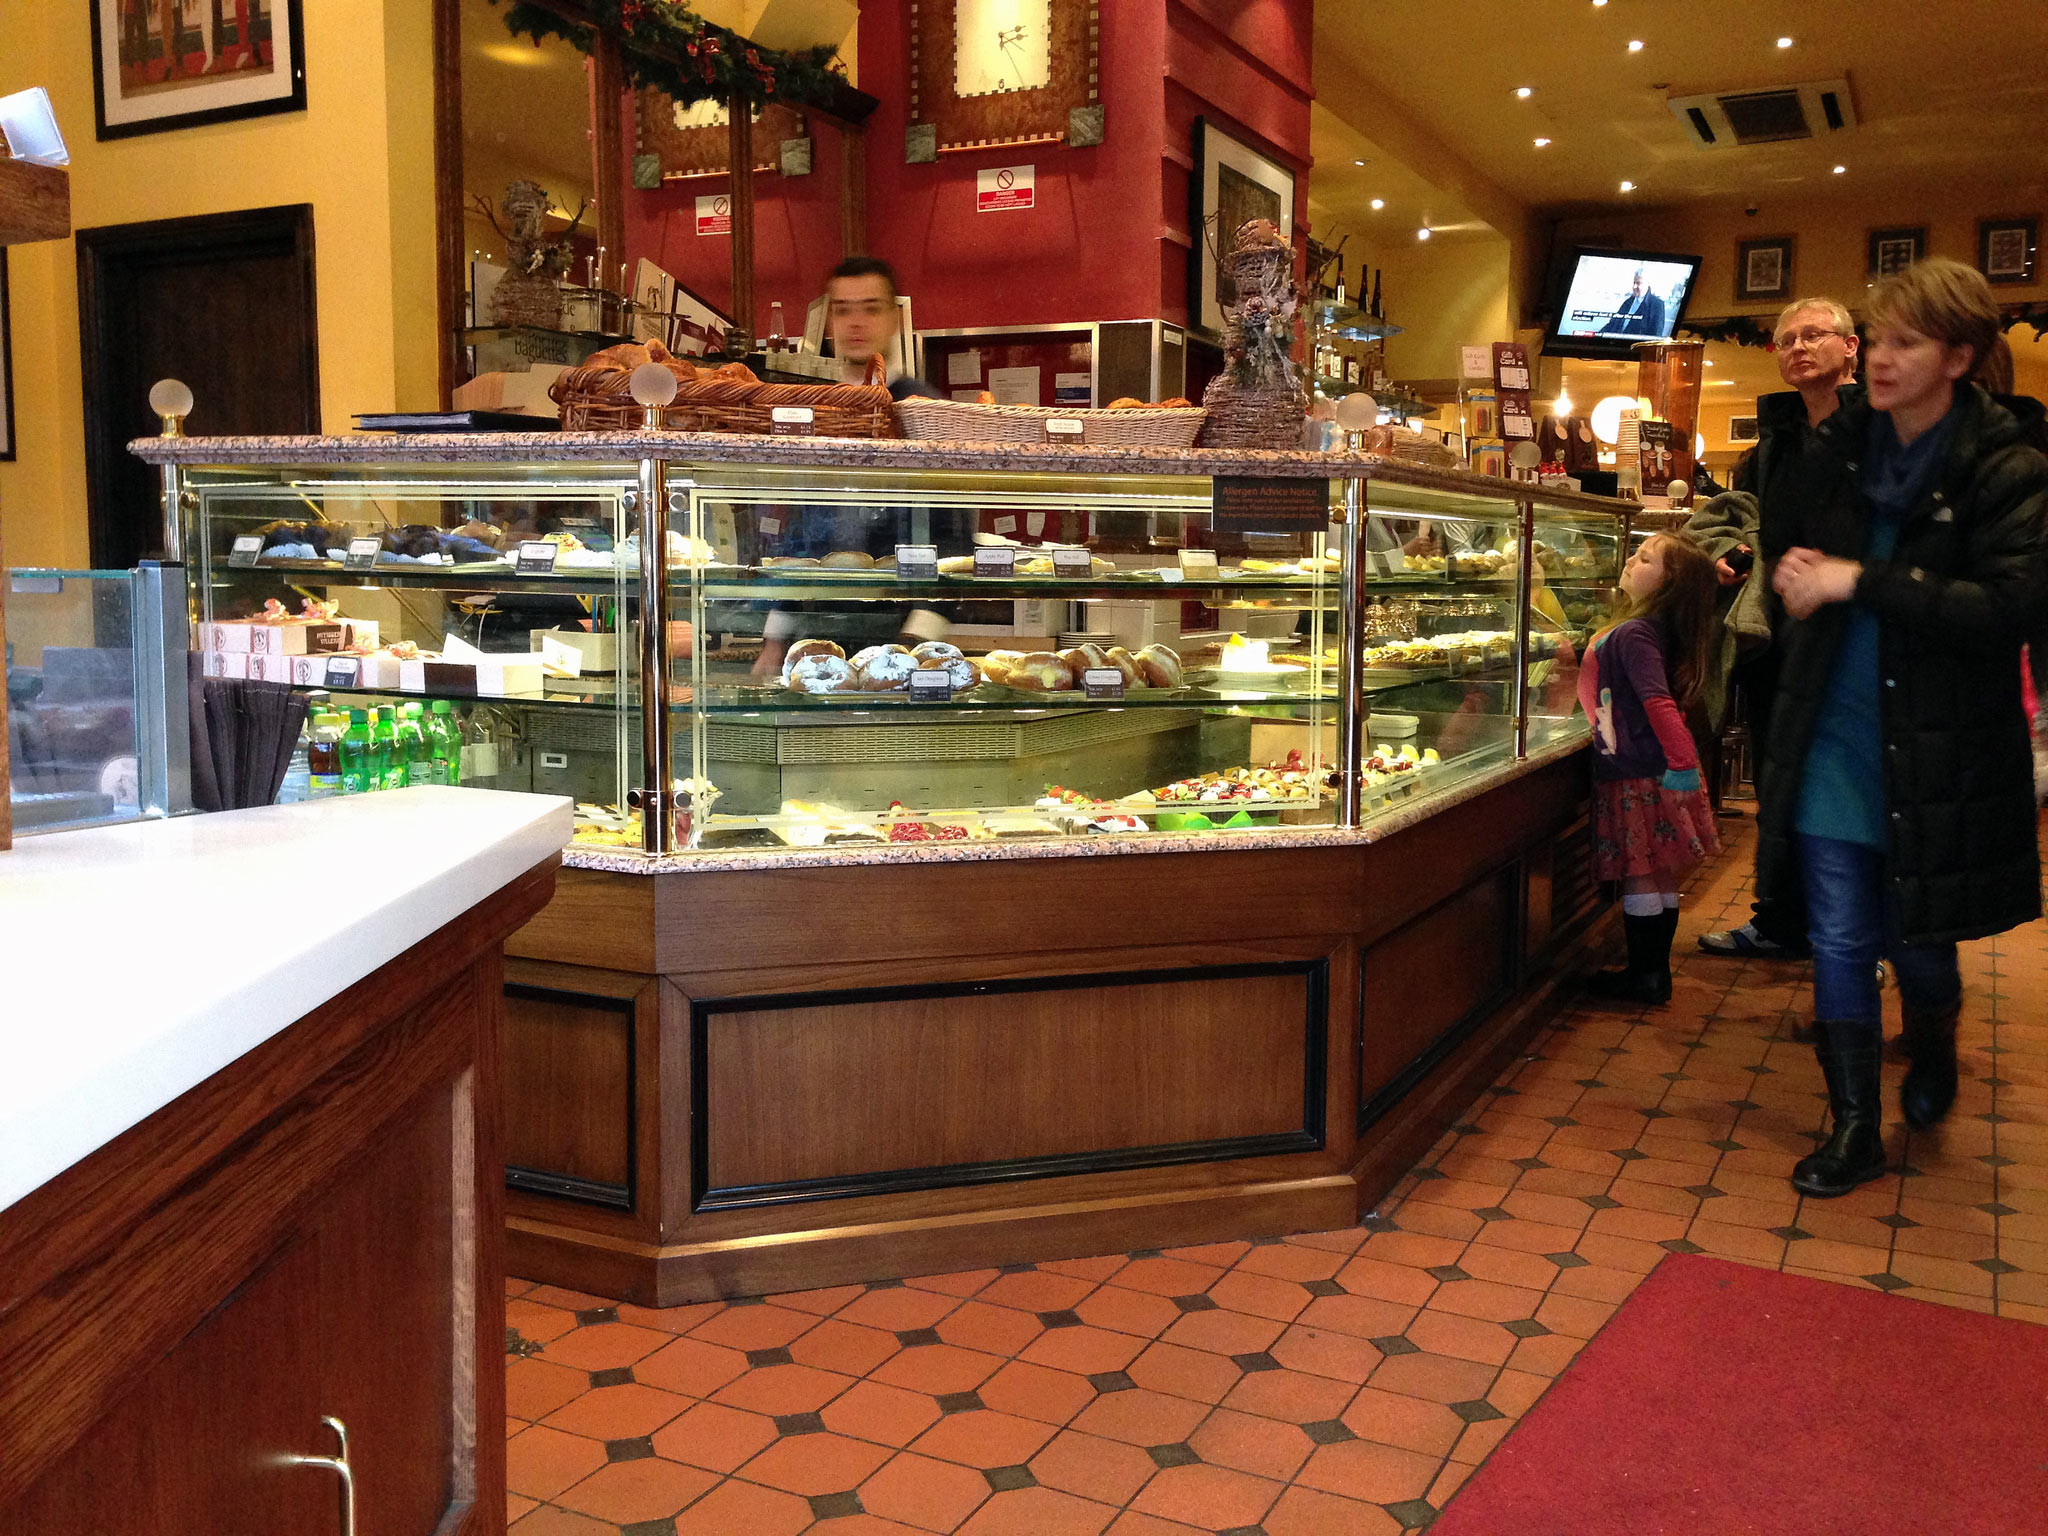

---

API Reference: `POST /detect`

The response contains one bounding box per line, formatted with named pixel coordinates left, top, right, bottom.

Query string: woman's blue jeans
left=1798, top=834, right=1961, bottom=1051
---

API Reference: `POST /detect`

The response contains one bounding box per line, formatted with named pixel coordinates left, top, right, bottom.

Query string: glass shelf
left=1306, top=301, right=1404, bottom=342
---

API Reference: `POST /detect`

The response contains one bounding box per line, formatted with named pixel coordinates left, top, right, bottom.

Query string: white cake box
left=531, top=627, right=624, bottom=673
left=399, top=653, right=546, bottom=698
left=200, top=650, right=250, bottom=679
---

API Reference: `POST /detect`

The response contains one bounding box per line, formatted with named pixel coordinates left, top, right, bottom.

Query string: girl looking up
left=1579, top=532, right=1723, bottom=1005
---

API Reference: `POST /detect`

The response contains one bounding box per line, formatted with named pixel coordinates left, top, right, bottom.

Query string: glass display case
left=171, top=446, right=1622, bottom=857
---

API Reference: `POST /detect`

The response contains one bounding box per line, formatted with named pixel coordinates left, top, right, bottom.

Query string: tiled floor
left=504, top=810, right=2048, bottom=1535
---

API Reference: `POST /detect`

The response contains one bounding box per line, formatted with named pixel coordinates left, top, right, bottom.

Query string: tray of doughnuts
left=780, top=639, right=984, bottom=698
left=976, top=643, right=1195, bottom=698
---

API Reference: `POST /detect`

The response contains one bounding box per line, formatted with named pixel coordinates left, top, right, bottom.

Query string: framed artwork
left=1735, top=237, right=1795, bottom=302
left=1978, top=217, right=2039, bottom=285
left=907, top=0, right=1100, bottom=154
left=1728, top=413, right=1760, bottom=446
left=1191, top=117, right=1297, bottom=337
left=0, top=250, right=13, bottom=462
left=1867, top=226, right=1926, bottom=278
left=90, top=0, right=307, bottom=141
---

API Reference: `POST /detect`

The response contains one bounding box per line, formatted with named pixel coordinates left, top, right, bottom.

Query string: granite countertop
left=0, top=788, right=572, bottom=1212
left=561, top=736, right=1587, bottom=875
left=128, top=431, right=1630, bottom=516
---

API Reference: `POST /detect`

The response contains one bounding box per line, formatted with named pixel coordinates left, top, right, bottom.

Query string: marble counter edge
left=0, top=789, right=573, bottom=1213
left=562, top=736, right=1589, bottom=875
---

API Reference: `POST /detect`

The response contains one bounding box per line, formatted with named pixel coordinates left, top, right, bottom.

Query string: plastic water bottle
left=429, top=699, right=463, bottom=786
left=277, top=719, right=312, bottom=803
left=308, top=713, right=343, bottom=799
left=340, top=709, right=375, bottom=794
left=399, top=703, right=436, bottom=787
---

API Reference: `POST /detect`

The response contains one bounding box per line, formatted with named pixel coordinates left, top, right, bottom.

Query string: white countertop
left=0, top=789, right=572, bottom=1212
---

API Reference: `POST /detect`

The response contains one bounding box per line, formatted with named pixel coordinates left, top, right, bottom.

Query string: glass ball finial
left=148, top=378, right=194, bottom=418
left=629, top=363, right=679, bottom=408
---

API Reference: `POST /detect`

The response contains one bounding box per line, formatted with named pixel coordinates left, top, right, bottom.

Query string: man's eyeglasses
left=1774, top=326, right=1848, bottom=350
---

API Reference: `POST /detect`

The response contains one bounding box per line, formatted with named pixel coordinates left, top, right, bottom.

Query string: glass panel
left=6, top=569, right=145, bottom=833
left=185, top=464, right=641, bottom=849
left=1528, top=505, right=1621, bottom=755
left=666, top=465, right=1344, bottom=851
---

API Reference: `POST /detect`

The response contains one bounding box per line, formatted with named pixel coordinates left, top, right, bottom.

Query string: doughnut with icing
left=1104, top=646, right=1144, bottom=688
left=787, top=654, right=853, bottom=693
left=782, top=638, right=845, bottom=682
left=910, top=641, right=963, bottom=665
left=926, top=655, right=980, bottom=691
left=1007, top=652, right=1075, bottom=691
left=852, top=645, right=918, bottom=690
left=1135, top=643, right=1183, bottom=689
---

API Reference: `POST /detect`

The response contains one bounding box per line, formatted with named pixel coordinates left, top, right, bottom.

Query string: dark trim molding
left=503, top=981, right=637, bottom=1212
left=690, top=960, right=1330, bottom=1212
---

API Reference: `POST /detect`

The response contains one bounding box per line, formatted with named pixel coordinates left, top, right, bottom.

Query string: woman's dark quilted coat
left=1755, top=383, right=2048, bottom=945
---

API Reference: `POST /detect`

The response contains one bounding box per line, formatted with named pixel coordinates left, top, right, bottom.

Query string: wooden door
left=75, top=204, right=319, bottom=570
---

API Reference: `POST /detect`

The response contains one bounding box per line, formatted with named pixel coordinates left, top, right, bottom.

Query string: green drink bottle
left=339, top=709, right=375, bottom=795
left=372, top=706, right=402, bottom=791
left=399, top=703, right=436, bottom=787
left=429, top=699, right=463, bottom=786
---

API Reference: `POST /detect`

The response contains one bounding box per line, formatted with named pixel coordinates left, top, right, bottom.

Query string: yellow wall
left=1351, top=235, right=1512, bottom=383
left=0, top=1, right=439, bottom=569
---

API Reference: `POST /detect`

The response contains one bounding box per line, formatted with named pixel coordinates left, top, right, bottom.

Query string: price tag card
left=323, top=656, right=361, bottom=688
left=1052, top=547, right=1093, bottom=577
left=1082, top=667, right=1126, bottom=700
left=227, top=534, right=264, bottom=568
left=1177, top=548, right=1220, bottom=577
left=908, top=669, right=954, bottom=703
left=973, top=547, right=1017, bottom=577
left=992, top=514, right=1018, bottom=535
left=1044, top=417, right=1085, bottom=442
left=515, top=540, right=559, bottom=575
left=895, top=543, right=939, bottom=577
left=342, top=537, right=383, bottom=571
left=770, top=405, right=815, bottom=436
left=759, top=515, right=782, bottom=535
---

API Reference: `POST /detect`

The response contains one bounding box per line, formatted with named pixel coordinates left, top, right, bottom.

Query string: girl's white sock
left=1623, top=893, right=1664, bottom=918
left=1662, top=893, right=1680, bottom=910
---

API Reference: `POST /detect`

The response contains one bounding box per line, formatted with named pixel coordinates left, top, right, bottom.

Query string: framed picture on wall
left=0, top=250, right=13, bottom=461
left=1191, top=117, right=1297, bottom=337
left=1735, top=237, right=1795, bottom=302
left=90, top=0, right=308, bottom=141
left=1867, top=226, right=1926, bottom=278
left=1978, top=217, right=2039, bottom=285
left=1728, top=413, right=1761, bottom=446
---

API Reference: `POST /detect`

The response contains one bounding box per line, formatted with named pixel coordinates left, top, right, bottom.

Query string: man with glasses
left=1695, top=296, right=1862, bottom=960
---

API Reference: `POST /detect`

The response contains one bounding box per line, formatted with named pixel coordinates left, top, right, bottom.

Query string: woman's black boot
left=1792, top=1020, right=1888, bottom=1197
left=1584, top=913, right=1673, bottom=1005
left=1900, top=997, right=1961, bottom=1130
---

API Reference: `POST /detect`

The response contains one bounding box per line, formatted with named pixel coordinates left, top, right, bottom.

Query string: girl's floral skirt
left=1592, top=775, right=1720, bottom=881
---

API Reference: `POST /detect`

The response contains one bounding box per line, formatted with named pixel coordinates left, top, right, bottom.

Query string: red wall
left=622, top=113, right=851, bottom=326
left=856, top=0, right=1312, bottom=332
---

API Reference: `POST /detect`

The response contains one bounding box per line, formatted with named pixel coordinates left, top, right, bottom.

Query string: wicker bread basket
left=893, top=396, right=1207, bottom=448
left=549, top=346, right=898, bottom=438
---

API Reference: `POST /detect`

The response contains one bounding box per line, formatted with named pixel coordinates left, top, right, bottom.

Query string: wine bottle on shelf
left=1370, top=269, right=1383, bottom=319
left=1335, top=256, right=1347, bottom=309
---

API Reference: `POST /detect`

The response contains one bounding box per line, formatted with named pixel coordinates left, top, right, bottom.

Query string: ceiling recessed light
left=1833, top=164, right=1847, bottom=174
left=1515, top=86, right=1533, bottom=99
left=1534, top=137, right=1552, bottom=147
left=1592, top=1, right=1607, bottom=7
left=1417, top=227, right=1432, bottom=241
left=1628, top=39, right=1644, bottom=52
left=1619, top=180, right=1635, bottom=192
left=1370, top=198, right=1385, bottom=210
left=1704, top=359, right=1715, bottom=367
left=1353, top=158, right=1366, bottom=166
left=1777, top=36, right=1794, bottom=49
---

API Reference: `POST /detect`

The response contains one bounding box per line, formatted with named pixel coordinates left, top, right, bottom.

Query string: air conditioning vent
left=1720, top=90, right=1810, bottom=144
left=1668, top=77, right=1857, bottom=151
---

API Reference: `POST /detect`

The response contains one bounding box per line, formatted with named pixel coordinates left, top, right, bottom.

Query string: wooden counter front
left=502, top=752, right=1605, bottom=1304
left=0, top=857, right=559, bottom=1533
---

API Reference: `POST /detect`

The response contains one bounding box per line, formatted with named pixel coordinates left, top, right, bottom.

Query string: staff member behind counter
left=752, top=257, right=955, bottom=679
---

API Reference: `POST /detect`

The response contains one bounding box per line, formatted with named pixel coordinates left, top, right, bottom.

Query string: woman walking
left=1762, top=258, right=2048, bottom=1197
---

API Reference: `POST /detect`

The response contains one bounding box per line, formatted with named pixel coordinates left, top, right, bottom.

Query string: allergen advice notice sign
left=976, top=165, right=1035, bottom=213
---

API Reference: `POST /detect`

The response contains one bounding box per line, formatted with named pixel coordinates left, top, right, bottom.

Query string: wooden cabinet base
left=504, top=754, right=1605, bottom=1305
left=0, top=858, right=559, bottom=1530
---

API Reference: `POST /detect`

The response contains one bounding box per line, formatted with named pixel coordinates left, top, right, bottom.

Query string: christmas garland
left=489, top=0, right=845, bottom=110
left=1676, top=315, right=1778, bottom=350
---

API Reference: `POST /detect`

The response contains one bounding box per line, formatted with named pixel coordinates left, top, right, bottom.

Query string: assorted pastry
left=981, top=642, right=1183, bottom=692
left=781, top=638, right=983, bottom=695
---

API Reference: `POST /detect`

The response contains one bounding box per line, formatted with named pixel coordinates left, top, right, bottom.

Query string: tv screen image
left=1553, top=252, right=1698, bottom=345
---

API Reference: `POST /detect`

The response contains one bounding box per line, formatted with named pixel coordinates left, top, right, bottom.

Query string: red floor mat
left=1434, top=1253, right=2048, bottom=1536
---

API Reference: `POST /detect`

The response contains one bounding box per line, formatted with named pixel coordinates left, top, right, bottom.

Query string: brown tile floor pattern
left=504, top=810, right=2048, bottom=1535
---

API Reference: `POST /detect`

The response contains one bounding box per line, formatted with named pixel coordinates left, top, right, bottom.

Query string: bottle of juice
left=339, top=709, right=375, bottom=795
left=307, top=713, right=343, bottom=799
left=399, top=702, right=436, bottom=787
left=429, top=699, right=463, bottom=786
left=373, top=706, right=403, bottom=791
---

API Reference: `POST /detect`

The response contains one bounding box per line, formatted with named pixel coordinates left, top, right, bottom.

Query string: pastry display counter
left=133, top=430, right=1624, bottom=1303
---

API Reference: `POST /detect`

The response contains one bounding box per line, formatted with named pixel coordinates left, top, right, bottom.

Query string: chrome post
left=1512, top=498, right=1536, bottom=759
left=285, top=1416, right=356, bottom=1536
left=1339, top=476, right=1367, bottom=826
left=633, top=467, right=673, bottom=854
left=132, top=562, right=193, bottom=817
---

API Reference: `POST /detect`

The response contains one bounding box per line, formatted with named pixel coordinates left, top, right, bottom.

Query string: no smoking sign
left=695, top=193, right=732, bottom=235
left=976, top=164, right=1035, bottom=213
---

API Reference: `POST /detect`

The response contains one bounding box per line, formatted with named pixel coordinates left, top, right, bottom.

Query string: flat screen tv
left=1544, top=248, right=1703, bottom=359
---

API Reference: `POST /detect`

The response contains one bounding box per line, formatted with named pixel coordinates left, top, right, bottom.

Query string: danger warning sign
left=976, top=165, right=1035, bottom=213
left=695, top=194, right=731, bottom=236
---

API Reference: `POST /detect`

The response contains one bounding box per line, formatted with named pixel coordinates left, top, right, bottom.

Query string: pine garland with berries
left=489, top=0, right=845, bottom=110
